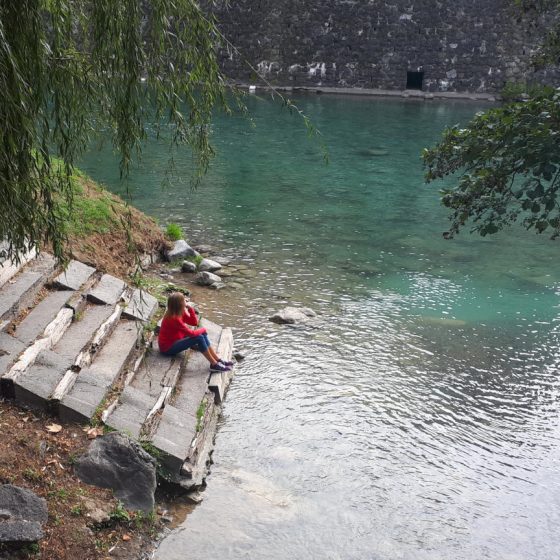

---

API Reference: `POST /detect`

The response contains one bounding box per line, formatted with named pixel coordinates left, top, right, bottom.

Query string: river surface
left=80, top=95, right=560, bottom=560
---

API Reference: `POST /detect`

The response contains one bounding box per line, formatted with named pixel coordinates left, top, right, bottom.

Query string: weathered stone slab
left=54, top=304, right=116, bottom=362
left=58, top=321, right=140, bottom=423
left=1, top=307, right=74, bottom=399
left=15, top=290, right=71, bottom=344
left=105, top=385, right=155, bottom=439
left=132, top=340, right=182, bottom=398
left=52, top=260, right=96, bottom=291
left=122, top=289, right=158, bottom=322
left=87, top=274, right=126, bottom=305
left=0, top=248, right=36, bottom=289
left=75, top=432, right=156, bottom=512
left=57, top=372, right=107, bottom=424
left=151, top=404, right=197, bottom=474
left=0, top=256, right=56, bottom=321
left=14, top=350, right=74, bottom=411
left=0, top=485, right=47, bottom=543
left=0, top=333, right=25, bottom=376
left=208, top=327, right=234, bottom=404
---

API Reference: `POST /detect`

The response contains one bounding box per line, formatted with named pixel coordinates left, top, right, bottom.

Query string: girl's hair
left=166, top=292, right=186, bottom=317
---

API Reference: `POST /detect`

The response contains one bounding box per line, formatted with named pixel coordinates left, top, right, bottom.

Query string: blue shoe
left=210, top=362, right=229, bottom=373
left=219, top=359, right=234, bottom=368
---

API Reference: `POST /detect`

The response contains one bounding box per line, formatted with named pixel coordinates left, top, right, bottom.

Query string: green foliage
left=424, top=90, right=560, bottom=238
left=140, top=440, right=162, bottom=460
left=195, top=398, right=206, bottom=433
left=186, top=254, right=204, bottom=268
left=109, top=501, right=131, bottom=523
left=501, top=81, right=555, bottom=103
left=0, top=0, right=232, bottom=264
left=165, top=223, right=183, bottom=241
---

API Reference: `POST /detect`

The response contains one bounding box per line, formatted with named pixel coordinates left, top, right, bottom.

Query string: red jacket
left=158, top=307, right=206, bottom=353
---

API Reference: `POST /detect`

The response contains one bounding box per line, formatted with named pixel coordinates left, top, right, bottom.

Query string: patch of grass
left=70, top=505, right=83, bottom=516
left=23, top=468, right=43, bottom=482
left=165, top=222, right=183, bottom=241
left=185, top=254, right=204, bottom=268
left=109, top=501, right=131, bottom=523
left=140, top=440, right=162, bottom=460
left=195, top=398, right=206, bottom=433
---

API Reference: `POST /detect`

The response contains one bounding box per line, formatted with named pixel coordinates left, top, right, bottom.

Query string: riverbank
left=0, top=400, right=160, bottom=560
left=0, top=174, right=194, bottom=559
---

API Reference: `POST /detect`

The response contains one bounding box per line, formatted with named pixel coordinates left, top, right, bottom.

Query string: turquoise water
left=80, top=95, right=560, bottom=559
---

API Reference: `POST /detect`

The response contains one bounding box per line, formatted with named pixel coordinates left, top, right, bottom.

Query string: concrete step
left=123, top=289, right=159, bottom=322
left=104, top=340, right=183, bottom=439
left=208, top=327, right=234, bottom=404
left=148, top=320, right=224, bottom=475
left=0, top=247, right=37, bottom=288
left=12, top=303, right=118, bottom=411
left=13, top=290, right=73, bottom=344
left=52, top=260, right=96, bottom=291
left=0, top=254, right=57, bottom=326
left=58, top=320, right=141, bottom=424
left=150, top=402, right=198, bottom=474
left=87, top=274, right=126, bottom=305
left=1, top=306, right=74, bottom=399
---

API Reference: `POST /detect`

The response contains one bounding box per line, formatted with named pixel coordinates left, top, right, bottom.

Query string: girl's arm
left=182, top=306, right=199, bottom=326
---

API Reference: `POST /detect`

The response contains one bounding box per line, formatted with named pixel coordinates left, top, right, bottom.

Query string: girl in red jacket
left=158, top=292, right=232, bottom=373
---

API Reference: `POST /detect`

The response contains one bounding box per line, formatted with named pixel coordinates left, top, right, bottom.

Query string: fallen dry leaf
left=122, top=534, right=131, bottom=542
left=86, top=426, right=104, bottom=440
left=46, top=424, right=62, bottom=433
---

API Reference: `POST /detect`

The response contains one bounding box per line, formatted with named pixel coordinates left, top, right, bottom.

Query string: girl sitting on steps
left=158, top=292, right=232, bottom=373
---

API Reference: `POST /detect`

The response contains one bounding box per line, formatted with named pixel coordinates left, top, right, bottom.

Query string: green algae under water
left=80, top=95, right=560, bottom=560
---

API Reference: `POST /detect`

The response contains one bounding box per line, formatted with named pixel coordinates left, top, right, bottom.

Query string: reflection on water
left=79, top=95, right=560, bottom=559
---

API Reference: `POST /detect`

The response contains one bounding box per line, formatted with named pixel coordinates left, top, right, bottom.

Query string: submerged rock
left=195, top=271, right=222, bottom=286
left=198, top=258, right=222, bottom=273
left=0, top=485, right=48, bottom=543
left=181, top=260, right=197, bottom=273
left=165, top=240, right=199, bottom=261
left=74, top=432, right=157, bottom=512
left=269, top=307, right=316, bottom=325
left=193, top=244, right=214, bottom=255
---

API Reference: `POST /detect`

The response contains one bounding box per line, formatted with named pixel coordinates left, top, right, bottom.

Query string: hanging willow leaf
left=0, top=0, right=232, bottom=264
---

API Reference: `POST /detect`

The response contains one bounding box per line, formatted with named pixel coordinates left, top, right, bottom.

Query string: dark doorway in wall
left=406, top=71, right=424, bottom=90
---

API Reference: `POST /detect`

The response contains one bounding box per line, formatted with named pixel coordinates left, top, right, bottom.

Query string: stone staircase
left=0, top=252, right=234, bottom=488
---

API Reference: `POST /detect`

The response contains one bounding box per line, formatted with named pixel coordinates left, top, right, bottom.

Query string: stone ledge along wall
left=209, top=0, right=559, bottom=93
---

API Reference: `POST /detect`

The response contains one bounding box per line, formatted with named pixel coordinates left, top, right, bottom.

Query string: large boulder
left=0, top=485, right=48, bottom=543
left=269, top=307, right=316, bottom=325
left=165, top=240, right=198, bottom=261
left=195, top=271, right=222, bottom=286
left=74, top=432, right=157, bottom=512
left=198, top=258, right=222, bottom=273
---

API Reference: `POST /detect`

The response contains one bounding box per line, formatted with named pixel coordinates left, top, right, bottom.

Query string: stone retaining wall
left=209, top=0, right=559, bottom=93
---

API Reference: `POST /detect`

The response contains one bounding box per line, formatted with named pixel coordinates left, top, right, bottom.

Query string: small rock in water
left=181, top=260, right=197, bottom=273
left=185, top=491, right=203, bottom=504
left=233, top=351, right=246, bottom=361
left=269, top=307, right=316, bottom=325
left=195, top=271, right=222, bottom=286
left=198, top=258, right=222, bottom=273
left=210, top=281, right=227, bottom=290
left=213, top=256, right=232, bottom=266
left=165, top=240, right=199, bottom=261
left=193, top=244, right=214, bottom=254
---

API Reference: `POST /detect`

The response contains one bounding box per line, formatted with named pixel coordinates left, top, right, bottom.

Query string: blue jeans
left=162, top=334, right=210, bottom=356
